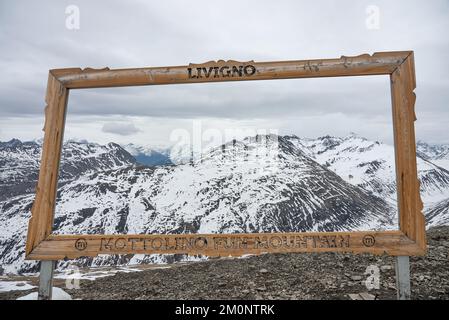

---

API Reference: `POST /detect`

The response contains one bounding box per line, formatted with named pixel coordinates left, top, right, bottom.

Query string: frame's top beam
left=51, top=51, right=412, bottom=89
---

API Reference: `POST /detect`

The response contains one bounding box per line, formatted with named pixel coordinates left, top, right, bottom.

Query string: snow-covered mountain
left=286, top=134, right=449, bottom=202
left=0, top=139, right=41, bottom=202
left=0, top=139, right=136, bottom=201
left=285, top=134, right=449, bottom=226
left=0, top=134, right=448, bottom=274
left=426, top=198, right=449, bottom=226
left=51, top=136, right=392, bottom=235
left=417, top=141, right=449, bottom=171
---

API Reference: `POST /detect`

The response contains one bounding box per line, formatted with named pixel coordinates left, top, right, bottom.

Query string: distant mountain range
left=122, top=143, right=173, bottom=166
left=0, top=135, right=448, bottom=274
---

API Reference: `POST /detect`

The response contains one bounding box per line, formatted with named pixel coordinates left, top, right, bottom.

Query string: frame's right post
left=390, top=51, right=420, bottom=300
left=395, top=256, right=411, bottom=300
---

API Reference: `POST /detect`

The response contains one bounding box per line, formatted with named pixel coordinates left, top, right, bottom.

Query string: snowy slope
left=286, top=134, right=449, bottom=209
left=0, top=139, right=136, bottom=201
left=0, top=140, right=41, bottom=201
left=427, top=198, right=449, bottom=227
left=417, top=141, right=449, bottom=171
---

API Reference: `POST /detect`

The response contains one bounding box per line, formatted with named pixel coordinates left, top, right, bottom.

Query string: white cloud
left=102, top=122, right=141, bottom=136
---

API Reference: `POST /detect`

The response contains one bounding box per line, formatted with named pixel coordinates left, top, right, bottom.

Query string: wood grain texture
left=25, top=51, right=426, bottom=260
left=51, top=52, right=410, bottom=89
left=26, top=231, right=423, bottom=260
left=25, top=73, right=68, bottom=256
left=390, top=52, right=426, bottom=251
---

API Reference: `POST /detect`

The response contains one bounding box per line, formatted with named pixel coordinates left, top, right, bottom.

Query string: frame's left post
left=38, top=260, right=56, bottom=300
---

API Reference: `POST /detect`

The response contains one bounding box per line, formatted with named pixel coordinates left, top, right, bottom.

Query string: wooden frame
left=25, top=51, right=426, bottom=261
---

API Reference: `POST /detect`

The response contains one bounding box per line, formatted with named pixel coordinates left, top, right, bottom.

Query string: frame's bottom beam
left=26, top=230, right=424, bottom=260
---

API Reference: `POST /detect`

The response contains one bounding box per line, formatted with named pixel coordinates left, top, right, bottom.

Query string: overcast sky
left=0, top=0, right=448, bottom=147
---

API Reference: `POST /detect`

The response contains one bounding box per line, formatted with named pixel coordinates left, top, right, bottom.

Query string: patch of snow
left=0, top=281, right=35, bottom=292
left=16, top=287, right=72, bottom=300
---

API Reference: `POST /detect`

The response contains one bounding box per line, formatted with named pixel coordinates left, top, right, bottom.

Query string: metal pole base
left=38, top=260, right=56, bottom=300
left=395, top=256, right=411, bottom=300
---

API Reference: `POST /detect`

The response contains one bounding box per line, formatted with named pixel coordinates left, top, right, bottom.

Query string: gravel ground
left=2, top=226, right=449, bottom=300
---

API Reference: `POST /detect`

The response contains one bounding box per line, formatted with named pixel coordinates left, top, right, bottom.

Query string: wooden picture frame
left=25, top=51, right=426, bottom=261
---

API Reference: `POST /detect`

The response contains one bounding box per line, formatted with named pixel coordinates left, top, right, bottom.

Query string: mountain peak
left=0, top=138, right=22, bottom=148
left=343, top=132, right=367, bottom=141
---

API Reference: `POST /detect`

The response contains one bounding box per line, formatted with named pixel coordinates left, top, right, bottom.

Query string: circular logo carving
left=362, top=235, right=376, bottom=247
left=75, top=238, right=87, bottom=251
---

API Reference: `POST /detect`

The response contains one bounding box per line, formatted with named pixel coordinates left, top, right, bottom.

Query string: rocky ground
left=1, top=226, right=449, bottom=300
